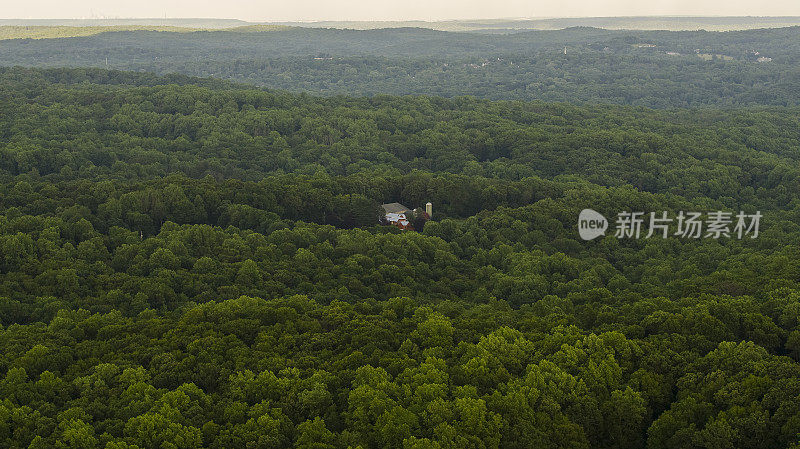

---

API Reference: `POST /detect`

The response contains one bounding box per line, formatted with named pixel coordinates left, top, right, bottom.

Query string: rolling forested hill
left=2, top=26, right=800, bottom=107
left=0, top=67, right=799, bottom=448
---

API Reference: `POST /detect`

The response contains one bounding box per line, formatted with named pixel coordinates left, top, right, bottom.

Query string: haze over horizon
left=3, top=0, right=800, bottom=22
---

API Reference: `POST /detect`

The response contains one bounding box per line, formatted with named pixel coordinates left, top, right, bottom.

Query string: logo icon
left=578, top=209, right=608, bottom=240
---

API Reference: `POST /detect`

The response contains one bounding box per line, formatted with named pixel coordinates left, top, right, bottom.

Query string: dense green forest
left=3, top=26, right=800, bottom=107
left=0, top=67, right=799, bottom=448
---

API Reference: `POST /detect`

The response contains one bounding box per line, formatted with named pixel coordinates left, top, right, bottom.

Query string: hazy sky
left=4, top=0, right=800, bottom=22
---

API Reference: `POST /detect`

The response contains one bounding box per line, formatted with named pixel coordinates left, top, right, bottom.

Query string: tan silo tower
left=426, top=202, right=432, bottom=218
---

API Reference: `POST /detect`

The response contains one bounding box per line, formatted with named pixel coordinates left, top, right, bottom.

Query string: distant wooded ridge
left=3, top=16, right=800, bottom=33
left=2, top=25, right=800, bottom=108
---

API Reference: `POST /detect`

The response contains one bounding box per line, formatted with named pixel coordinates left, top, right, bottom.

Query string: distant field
left=0, top=26, right=199, bottom=40
left=0, top=18, right=247, bottom=28
left=0, top=24, right=291, bottom=40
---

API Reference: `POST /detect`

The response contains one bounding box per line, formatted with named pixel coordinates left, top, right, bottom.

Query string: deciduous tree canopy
left=0, top=67, right=798, bottom=448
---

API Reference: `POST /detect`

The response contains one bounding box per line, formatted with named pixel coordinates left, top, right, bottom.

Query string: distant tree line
left=2, top=26, right=800, bottom=107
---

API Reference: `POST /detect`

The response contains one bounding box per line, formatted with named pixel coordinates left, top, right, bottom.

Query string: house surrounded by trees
left=381, top=202, right=431, bottom=230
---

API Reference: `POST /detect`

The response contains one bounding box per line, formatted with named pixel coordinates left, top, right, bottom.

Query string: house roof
left=382, top=202, right=411, bottom=214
